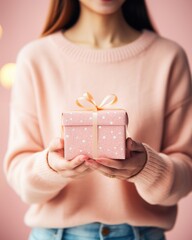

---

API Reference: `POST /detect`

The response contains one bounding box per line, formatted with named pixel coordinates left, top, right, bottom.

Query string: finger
left=126, top=138, right=143, bottom=158
left=85, top=159, right=117, bottom=175
left=49, top=138, right=64, bottom=152
left=73, top=168, right=93, bottom=179
left=126, top=138, right=132, bottom=158
left=74, top=162, right=90, bottom=173
left=97, top=153, right=146, bottom=172
left=88, top=165, right=126, bottom=179
left=87, top=153, right=146, bottom=179
left=66, top=155, right=90, bottom=170
left=60, top=168, right=93, bottom=179
left=95, top=158, right=125, bottom=170
left=131, top=141, right=144, bottom=152
left=48, top=151, right=66, bottom=170
left=48, top=153, right=88, bottom=171
left=92, top=164, right=140, bottom=180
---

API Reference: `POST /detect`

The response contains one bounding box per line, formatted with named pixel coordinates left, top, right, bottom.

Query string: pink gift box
left=62, top=109, right=128, bottom=160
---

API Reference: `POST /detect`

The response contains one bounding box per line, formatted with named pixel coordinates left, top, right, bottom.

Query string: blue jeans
left=29, top=222, right=166, bottom=240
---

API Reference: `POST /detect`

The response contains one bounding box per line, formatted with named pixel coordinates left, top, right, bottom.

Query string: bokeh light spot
left=0, top=63, right=16, bottom=88
left=0, top=24, right=3, bottom=39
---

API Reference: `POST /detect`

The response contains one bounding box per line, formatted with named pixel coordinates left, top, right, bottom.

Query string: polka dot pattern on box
left=63, top=110, right=128, bottom=160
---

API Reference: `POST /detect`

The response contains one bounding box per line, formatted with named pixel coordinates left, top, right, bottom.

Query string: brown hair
left=41, top=0, right=156, bottom=37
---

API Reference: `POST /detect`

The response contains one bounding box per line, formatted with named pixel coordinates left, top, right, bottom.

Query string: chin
left=80, top=0, right=126, bottom=16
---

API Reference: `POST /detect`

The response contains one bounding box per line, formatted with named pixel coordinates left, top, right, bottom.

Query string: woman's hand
left=47, top=137, right=93, bottom=179
left=85, top=138, right=147, bottom=180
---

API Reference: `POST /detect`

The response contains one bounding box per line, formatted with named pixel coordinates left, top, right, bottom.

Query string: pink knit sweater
left=4, top=29, right=192, bottom=230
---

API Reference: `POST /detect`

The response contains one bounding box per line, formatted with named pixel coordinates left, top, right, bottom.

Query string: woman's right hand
left=47, top=137, right=93, bottom=179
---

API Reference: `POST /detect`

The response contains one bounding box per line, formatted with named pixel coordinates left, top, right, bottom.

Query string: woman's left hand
left=85, top=138, right=147, bottom=180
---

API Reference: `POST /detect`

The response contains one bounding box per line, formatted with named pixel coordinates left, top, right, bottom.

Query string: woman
left=4, top=0, right=192, bottom=239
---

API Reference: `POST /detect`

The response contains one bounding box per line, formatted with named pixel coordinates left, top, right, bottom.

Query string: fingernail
left=128, top=138, right=132, bottom=145
left=81, top=155, right=89, bottom=161
left=96, top=159, right=103, bottom=162
left=87, top=159, right=94, bottom=163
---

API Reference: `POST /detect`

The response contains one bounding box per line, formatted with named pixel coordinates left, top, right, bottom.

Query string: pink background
left=0, top=0, right=191, bottom=239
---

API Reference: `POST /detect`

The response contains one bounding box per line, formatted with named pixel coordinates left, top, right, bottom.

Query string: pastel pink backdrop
left=0, top=0, right=191, bottom=239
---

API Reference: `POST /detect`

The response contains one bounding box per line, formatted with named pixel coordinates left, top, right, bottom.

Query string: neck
left=65, top=4, right=139, bottom=48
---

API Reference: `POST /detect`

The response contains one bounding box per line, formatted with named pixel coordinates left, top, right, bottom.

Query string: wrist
left=128, top=147, right=147, bottom=179
left=46, top=150, right=58, bottom=173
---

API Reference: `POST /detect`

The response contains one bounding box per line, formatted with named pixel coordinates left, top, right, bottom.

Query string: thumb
left=127, top=138, right=144, bottom=152
left=49, top=137, right=64, bottom=152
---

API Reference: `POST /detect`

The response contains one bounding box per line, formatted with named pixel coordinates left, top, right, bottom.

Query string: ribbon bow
left=76, top=92, right=118, bottom=111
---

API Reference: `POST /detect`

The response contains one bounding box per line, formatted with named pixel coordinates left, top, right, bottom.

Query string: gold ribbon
left=76, top=92, right=118, bottom=111
left=76, top=92, right=118, bottom=158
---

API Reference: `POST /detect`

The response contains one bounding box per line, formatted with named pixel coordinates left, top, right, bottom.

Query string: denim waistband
left=64, top=222, right=137, bottom=238
left=29, top=222, right=166, bottom=240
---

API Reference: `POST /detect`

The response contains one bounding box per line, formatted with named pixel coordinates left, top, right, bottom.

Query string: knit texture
left=4, top=29, right=192, bottom=230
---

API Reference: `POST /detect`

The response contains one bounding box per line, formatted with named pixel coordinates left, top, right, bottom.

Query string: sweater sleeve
left=3, top=49, right=71, bottom=204
left=128, top=47, right=192, bottom=206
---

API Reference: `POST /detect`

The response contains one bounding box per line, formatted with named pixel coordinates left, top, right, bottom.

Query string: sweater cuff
left=128, top=144, right=172, bottom=185
left=33, top=149, right=71, bottom=187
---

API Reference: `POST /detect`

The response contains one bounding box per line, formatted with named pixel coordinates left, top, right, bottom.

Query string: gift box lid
left=63, top=109, right=128, bottom=126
